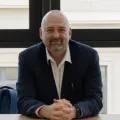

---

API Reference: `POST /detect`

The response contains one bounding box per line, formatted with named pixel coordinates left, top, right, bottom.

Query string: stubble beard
left=48, top=38, right=67, bottom=54
left=51, top=43, right=64, bottom=52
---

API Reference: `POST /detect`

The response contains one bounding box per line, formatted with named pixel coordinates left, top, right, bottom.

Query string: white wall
left=61, top=0, right=120, bottom=12
left=61, top=0, right=120, bottom=28
left=0, top=0, right=29, bottom=29
left=0, top=0, right=28, bottom=6
left=95, top=48, right=120, bottom=114
left=0, top=8, right=29, bottom=29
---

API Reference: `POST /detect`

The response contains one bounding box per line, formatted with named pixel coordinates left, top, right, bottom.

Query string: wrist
left=38, top=105, right=50, bottom=118
left=72, top=106, right=77, bottom=119
left=74, top=105, right=83, bottom=118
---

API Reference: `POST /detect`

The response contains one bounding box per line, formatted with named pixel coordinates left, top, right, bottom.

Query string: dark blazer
left=17, top=40, right=103, bottom=118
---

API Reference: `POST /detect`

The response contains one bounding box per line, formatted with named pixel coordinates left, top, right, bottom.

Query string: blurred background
left=0, top=0, right=120, bottom=115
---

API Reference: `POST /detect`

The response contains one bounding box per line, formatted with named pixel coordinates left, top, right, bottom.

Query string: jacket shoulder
left=19, top=42, right=43, bottom=58
left=69, top=40, right=97, bottom=54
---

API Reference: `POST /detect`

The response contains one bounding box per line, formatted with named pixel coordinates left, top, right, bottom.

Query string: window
left=0, top=67, right=18, bottom=89
left=61, top=0, right=120, bottom=29
left=0, top=0, right=51, bottom=47
left=0, top=0, right=29, bottom=29
left=58, top=0, right=120, bottom=47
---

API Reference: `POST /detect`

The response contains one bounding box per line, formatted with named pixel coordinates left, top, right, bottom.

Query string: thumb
left=53, top=99, right=59, bottom=103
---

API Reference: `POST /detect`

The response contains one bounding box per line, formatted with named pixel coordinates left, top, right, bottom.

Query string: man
left=17, top=10, right=103, bottom=120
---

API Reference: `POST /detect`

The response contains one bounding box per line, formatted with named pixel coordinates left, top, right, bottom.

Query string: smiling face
left=40, top=10, right=72, bottom=56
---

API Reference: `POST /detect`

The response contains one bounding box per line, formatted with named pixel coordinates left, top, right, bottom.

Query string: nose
left=53, top=30, right=59, bottom=39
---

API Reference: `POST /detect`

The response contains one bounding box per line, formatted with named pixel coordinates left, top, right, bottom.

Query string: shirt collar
left=46, top=45, right=72, bottom=64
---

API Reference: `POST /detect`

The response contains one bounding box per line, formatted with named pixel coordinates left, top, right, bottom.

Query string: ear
left=39, top=27, right=43, bottom=40
left=69, top=28, right=72, bottom=39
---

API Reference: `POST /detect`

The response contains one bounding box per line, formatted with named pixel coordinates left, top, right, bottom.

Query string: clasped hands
left=39, top=99, right=76, bottom=120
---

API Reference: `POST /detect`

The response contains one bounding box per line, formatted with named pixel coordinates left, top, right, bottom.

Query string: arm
left=74, top=51, right=103, bottom=118
left=17, top=52, right=75, bottom=119
left=16, top=52, right=45, bottom=118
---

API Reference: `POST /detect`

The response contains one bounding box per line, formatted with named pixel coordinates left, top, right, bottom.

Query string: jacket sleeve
left=16, top=52, right=45, bottom=118
left=74, top=50, right=103, bottom=118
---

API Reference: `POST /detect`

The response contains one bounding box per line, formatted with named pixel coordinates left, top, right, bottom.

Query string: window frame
left=0, top=0, right=51, bottom=48
left=0, top=0, right=120, bottom=47
left=60, top=0, right=120, bottom=47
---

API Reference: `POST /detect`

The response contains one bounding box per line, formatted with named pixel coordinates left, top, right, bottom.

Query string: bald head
left=41, top=10, right=70, bottom=30
left=39, top=10, right=72, bottom=58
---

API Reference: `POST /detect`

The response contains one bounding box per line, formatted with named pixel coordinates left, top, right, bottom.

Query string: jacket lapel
left=61, top=62, right=73, bottom=99
left=61, top=42, right=77, bottom=100
left=38, top=43, right=59, bottom=99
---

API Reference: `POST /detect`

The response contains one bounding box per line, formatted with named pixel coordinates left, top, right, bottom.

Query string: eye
left=60, top=28, right=65, bottom=32
left=46, top=29, right=53, bottom=32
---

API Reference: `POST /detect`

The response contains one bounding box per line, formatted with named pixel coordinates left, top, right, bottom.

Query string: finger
left=53, top=99, right=57, bottom=102
left=53, top=103, right=64, bottom=110
left=52, top=110, right=64, bottom=117
left=53, top=99, right=63, bottom=106
left=53, top=99, right=61, bottom=103
left=62, top=107, right=76, bottom=120
left=50, top=115, right=62, bottom=120
left=53, top=100, right=65, bottom=109
left=54, top=99, right=72, bottom=108
left=61, top=99, right=72, bottom=107
left=61, top=114, right=70, bottom=120
left=62, top=98, right=70, bottom=102
left=62, top=107, right=71, bottom=114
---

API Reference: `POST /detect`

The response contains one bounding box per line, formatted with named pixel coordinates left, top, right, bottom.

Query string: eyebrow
left=46, top=26, right=66, bottom=29
left=59, top=27, right=66, bottom=29
left=46, top=27, right=53, bottom=29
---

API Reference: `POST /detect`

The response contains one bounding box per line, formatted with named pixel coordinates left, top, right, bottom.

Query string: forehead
left=43, top=13, right=68, bottom=28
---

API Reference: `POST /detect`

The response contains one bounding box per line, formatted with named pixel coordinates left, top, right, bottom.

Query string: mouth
left=49, top=41, right=63, bottom=51
left=51, top=41, right=61, bottom=45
